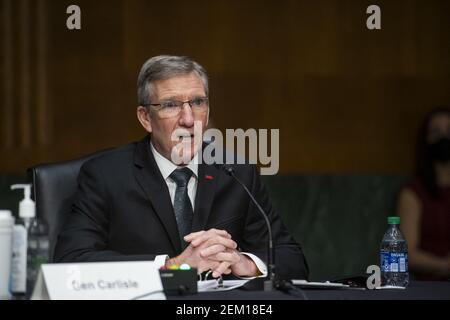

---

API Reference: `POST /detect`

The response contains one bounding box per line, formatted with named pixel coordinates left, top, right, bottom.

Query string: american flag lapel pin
left=205, top=175, right=214, bottom=180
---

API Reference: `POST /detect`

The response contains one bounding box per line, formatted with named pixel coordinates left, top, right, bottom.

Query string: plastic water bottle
left=0, top=210, right=14, bottom=300
left=380, top=216, right=409, bottom=287
left=26, top=218, right=49, bottom=295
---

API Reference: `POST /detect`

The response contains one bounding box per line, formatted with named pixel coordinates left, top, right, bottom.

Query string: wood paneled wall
left=1, top=0, right=450, bottom=174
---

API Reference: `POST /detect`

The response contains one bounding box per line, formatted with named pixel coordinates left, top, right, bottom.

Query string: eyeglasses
left=144, top=97, right=209, bottom=118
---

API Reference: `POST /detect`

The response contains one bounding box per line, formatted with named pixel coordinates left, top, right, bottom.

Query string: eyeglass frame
left=142, top=96, right=209, bottom=112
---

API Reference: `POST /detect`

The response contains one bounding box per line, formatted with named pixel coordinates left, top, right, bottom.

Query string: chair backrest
left=28, top=149, right=113, bottom=262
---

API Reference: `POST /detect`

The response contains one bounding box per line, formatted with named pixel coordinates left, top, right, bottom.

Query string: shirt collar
left=150, top=141, right=198, bottom=180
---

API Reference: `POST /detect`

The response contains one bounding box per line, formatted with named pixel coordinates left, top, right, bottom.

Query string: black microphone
left=220, top=164, right=276, bottom=291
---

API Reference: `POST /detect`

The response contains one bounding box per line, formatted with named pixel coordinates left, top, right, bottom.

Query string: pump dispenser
left=10, top=184, right=35, bottom=230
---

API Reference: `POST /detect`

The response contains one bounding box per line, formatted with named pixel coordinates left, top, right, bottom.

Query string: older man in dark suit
left=54, top=55, right=308, bottom=280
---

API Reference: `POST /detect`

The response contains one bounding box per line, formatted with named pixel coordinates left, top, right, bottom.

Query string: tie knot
left=170, top=167, right=193, bottom=186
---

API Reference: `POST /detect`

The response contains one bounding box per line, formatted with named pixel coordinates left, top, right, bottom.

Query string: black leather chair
left=27, top=149, right=113, bottom=262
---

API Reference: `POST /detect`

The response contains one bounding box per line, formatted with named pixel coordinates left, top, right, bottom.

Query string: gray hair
left=137, top=55, right=209, bottom=106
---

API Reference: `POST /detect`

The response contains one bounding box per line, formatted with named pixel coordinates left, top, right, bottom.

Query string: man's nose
left=178, top=103, right=194, bottom=127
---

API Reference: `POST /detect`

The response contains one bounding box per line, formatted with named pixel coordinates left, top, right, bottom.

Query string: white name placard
left=31, top=261, right=166, bottom=300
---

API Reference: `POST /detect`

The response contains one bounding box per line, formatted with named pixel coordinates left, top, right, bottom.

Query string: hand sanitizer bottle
left=10, top=184, right=37, bottom=296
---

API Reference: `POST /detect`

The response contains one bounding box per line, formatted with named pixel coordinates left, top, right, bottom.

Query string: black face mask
left=428, top=137, right=450, bottom=163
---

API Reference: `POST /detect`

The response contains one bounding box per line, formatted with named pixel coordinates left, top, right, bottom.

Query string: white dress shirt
left=150, top=142, right=267, bottom=278
left=151, top=142, right=199, bottom=210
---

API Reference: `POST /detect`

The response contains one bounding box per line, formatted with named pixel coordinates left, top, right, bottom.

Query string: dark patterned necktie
left=169, top=167, right=194, bottom=247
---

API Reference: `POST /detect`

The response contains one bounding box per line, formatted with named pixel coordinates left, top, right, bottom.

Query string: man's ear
left=137, top=106, right=152, bottom=133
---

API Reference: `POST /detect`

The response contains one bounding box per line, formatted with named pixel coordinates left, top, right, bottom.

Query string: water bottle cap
left=388, top=216, right=400, bottom=225
left=0, top=210, right=14, bottom=227
left=0, top=210, right=12, bottom=217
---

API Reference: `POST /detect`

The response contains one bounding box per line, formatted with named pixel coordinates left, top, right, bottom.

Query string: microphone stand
left=221, top=165, right=276, bottom=291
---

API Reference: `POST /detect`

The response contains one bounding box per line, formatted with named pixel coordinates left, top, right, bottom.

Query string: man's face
left=137, top=72, right=209, bottom=163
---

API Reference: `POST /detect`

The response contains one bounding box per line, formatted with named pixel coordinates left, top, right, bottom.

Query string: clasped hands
left=165, top=228, right=259, bottom=278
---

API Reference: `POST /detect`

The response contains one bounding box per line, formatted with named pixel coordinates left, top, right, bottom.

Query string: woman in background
left=398, top=106, right=450, bottom=281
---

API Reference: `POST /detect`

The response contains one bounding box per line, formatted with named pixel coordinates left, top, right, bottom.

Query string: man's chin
left=170, top=145, right=199, bottom=165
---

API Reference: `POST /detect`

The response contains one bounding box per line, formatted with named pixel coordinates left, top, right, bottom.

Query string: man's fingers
left=199, top=244, right=226, bottom=258
left=186, top=229, right=228, bottom=245
left=206, top=251, right=240, bottom=265
left=184, top=230, right=205, bottom=242
left=202, top=236, right=237, bottom=251
left=199, top=237, right=237, bottom=257
left=213, top=261, right=231, bottom=278
left=197, top=261, right=219, bottom=274
left=185, top=228, right=227, bottom=242
left=191, top=229, right=231, bottom=247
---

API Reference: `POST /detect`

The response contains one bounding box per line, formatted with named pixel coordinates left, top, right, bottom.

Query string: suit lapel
left=133, top=136, right=182, bottom=253
left=192, top=159, right=220, bottom=232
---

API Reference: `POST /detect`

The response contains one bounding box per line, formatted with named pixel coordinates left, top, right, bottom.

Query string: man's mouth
left=178, top=133, right=194, bottom=142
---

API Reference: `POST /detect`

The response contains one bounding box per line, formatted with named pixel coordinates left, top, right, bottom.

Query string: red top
left=406, top=179, right=450, bottom=280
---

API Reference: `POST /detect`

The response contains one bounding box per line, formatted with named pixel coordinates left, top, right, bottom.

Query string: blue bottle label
left=380, top=252, right=408, bottom=272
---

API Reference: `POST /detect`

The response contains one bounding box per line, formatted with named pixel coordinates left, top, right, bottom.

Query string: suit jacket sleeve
left=239, top=165, right=309, bottom=280
left=53, top=160, right=156, bottom=263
